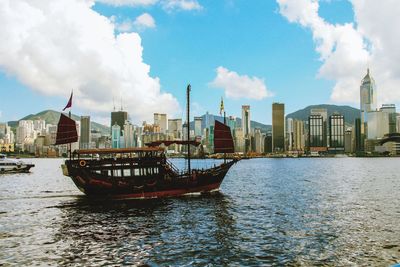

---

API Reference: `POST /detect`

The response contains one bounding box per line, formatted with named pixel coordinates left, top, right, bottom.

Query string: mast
left=187, top=84, right=191, bottom=174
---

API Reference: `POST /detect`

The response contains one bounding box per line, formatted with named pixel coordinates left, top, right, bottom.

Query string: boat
left=57, top=85, right=239, bottom=199
left=0, top=154, right=35, bottom=174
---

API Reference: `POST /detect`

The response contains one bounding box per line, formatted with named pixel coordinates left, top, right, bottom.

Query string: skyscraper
left=241, top=105, right=251, bottom=153
left=360, top=68, right=377, bottom=139
left=194, top=116, right=203, bottom=137
left=154, top=113, right=168, bottom=134
left=80, top=116, right=91, bottom=149
left=111, top=123, right=121, bottom=148
left=111, top=111, right=128, bottom=135
left=328, top=114, right=345, bottom=153
left=380, top=104, right=397, bottom=134
left=308, top=114, right=325, bottom=152
left=272, top=103, right=285, bottom=152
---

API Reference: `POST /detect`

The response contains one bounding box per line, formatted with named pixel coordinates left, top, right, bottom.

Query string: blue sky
left=0, top=0, right=384, bottom=125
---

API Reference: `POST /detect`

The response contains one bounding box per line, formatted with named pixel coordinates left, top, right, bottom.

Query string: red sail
left=214, top=120, right=234, bottom=153
left=55, top=114, right=78, bottom=145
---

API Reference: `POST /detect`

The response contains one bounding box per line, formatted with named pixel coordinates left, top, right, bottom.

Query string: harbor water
left=0, top=158, right=399, bottom=266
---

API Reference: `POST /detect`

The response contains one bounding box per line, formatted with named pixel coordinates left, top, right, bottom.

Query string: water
left=1, top=158, right=399, bottom=266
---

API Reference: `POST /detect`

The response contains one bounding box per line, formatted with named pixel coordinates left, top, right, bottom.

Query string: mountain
left=286, top=104, right=360, bottom=125
left=8, top=110, right=110, bottom=135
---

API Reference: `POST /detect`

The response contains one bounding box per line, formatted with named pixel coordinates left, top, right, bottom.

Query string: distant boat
left=0, top=154, right=35, bottom=174
left=57, top=85, right=239, bottom=199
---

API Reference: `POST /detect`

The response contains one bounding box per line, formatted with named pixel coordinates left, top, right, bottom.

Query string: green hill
left=8, top=110, right=110, bottom=135
left=286, top=104, right=360, bottom=125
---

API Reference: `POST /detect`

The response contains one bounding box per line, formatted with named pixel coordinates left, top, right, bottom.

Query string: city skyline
left=1, top=1, right=400, bottom=125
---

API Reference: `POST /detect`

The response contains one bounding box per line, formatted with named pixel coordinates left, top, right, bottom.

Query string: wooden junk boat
left=56, top=85, right=238, bottom=199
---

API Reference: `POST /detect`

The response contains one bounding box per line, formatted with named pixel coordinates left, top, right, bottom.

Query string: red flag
left=63, top=91, right=73, bottom=111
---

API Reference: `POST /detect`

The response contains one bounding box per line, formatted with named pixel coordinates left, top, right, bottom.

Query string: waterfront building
left=360, top=69, right=377, bottom=139
left=308, top=114, right=327, bottom=153
left=227, top=116, right=236, bottom=135
left=355, top=118, right=363, bottom=152
left=241, top=105, right=251, bottom=153
left=264, top=132, right=272, bottom=153
left=380, top=104, right=397, bottom=134
left=328, top=114, right=345, bottom=153
left=397, top=115, right=400, bottom=133
left=123, top=120, right=137, bottom=148
left=344, top=128, right=354, bottom=153
left=293, top=120, right=305, bottom=152
left=111, top=123, right=121, bottom=148
left=234, top=128, right=245, bottom=153
left=111, top=110, right=128, bottom=135
left=367, top=110, right=389, bottom=140
left=33, top=119, right=46, bottom=135
left=254, top=128, right=263, bottom=153
left=168, top=119, right=182, bottom=140
left=310, top=108, right=328, bottom=147
left=286, top=118, right=294, bottom=151
left=154, top=113, right=168, bottom=134
left=80, top=116, right=91, bottom=149
left=272, top=103, right=285, bottom=152
left=194, top=116, right=202, bottom=137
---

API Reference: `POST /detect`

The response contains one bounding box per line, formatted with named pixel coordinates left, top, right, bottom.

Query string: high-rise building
left=168, top=119, right=182, bottom=139
left=310, top=108, right=328, bottom=147
left=194, top=116, right=202, bottom=137
left=272, top=103, right=285, bottom=152
left=328, top=114, right=345, bottom=153
left=80, top=116, right=91, bottom=149
left=380, top=104, right=397, bottom=134
left=254, top=128, right=263, bottom=153
left=355, top=118, right=363, bottom=152
left=154, top=113, right=168, bottom=134
left=308, top=114, right=326, bottom=153
left=397, top=115, right=400, bottom=133
left=111, top=123, right=121, bottom=148
left=264, top=132, right=272, bottom=153
left=286, top=118, right=294, bottom=151
left=227, top=116, right=236, bottom=135
left=241, top=105, right=251, bottom=153
left=111, top=111, right=128, bottom=135
left=293, top=120, right=305, bottom=151
left=360, top=69, right=377, bottom=138
left=123, top=120, right=137, bottom=148
left=367, top=110, right=389, bottom=139
left=344, top=128, right=353, bottom=153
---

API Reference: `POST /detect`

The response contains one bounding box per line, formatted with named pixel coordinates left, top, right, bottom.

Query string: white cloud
left=210, top=66, right=272, bottom=100
left=0, top=0, right=179, bottom=123
left=134, top=13, right=156, bottom=29
left=161, top=0, right=202, bottom=11
left=96, top=0, right=157, bottom=6
left=277, top=0, right=400, bottom=107
left=96, top=0, right=203, bottom=11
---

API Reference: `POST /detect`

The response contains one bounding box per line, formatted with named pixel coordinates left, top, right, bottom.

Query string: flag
left=63, top=91, right=73, bottom=111
left=219, top=97, right=224, bottom=115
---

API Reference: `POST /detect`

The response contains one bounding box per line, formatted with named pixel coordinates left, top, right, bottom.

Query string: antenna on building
left=113, top=97, right=116, bottom=111
left=120, top=97, right=123, bottom=111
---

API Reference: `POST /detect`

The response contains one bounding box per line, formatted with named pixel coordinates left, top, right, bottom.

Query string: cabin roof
left=74, top=147, right=164, bottom=155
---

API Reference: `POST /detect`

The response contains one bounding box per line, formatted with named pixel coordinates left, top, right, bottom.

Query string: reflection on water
left=0, top=158, right=400, bottom=266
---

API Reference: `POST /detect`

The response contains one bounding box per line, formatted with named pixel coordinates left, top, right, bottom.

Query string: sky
left=0, top=0, right=399, bottom=125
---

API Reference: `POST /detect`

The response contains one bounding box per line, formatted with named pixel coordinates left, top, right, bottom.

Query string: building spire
left=220, top=97, right=224, bottom=116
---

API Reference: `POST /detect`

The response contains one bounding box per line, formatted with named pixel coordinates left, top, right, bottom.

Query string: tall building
left=286, top=118, right=294, bottom=151
left=111, top=111, right=128, bottom=135
left=293, top=120, right=305, bottom=151
left=354, top=118, right=363, bottom=152
left=328, top=114, right=345, bottom=153
left=227, top=116, right=236, bottom=135
left=380, top=104, right=397, bottom=134
left=264, top=132, right=272, bottom=153
left=194, top=116, right=202, bottom=137
left=154, top=113, right=168, bottom=134
left=397, top=115, right=400, bottom=133
left=344, top=128, right=354, bottom=153
left=272, top=103, right=285, bottom=152
left=254, top=128, right=263, bottom=153
left=123, top=120, right=137, bottom=148
left=80, top=116, right=91, bottom=149
left=367, top=110, right=389, bottom=139
left=310, top=108, right=328, bottom=147
left=308, top=114, right=326, bottom=152
left=168, top=119, right=182, bottom=139
left=111, top=123, right=121, bottom=148
left=241, top=105, right=251, bottom=153
left=360, top=69, right=377, bottom=138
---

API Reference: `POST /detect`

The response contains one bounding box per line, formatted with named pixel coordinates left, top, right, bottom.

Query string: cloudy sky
left=0, top=0, right=399, bottom=125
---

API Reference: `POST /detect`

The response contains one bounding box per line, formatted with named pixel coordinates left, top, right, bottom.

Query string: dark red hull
left=64, top=159, right=237, bottom=200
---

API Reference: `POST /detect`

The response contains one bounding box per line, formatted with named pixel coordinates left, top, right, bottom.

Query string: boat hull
left=64, top=160, right=237, bottom=200
left=0, top=164, right=35, bottom=174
